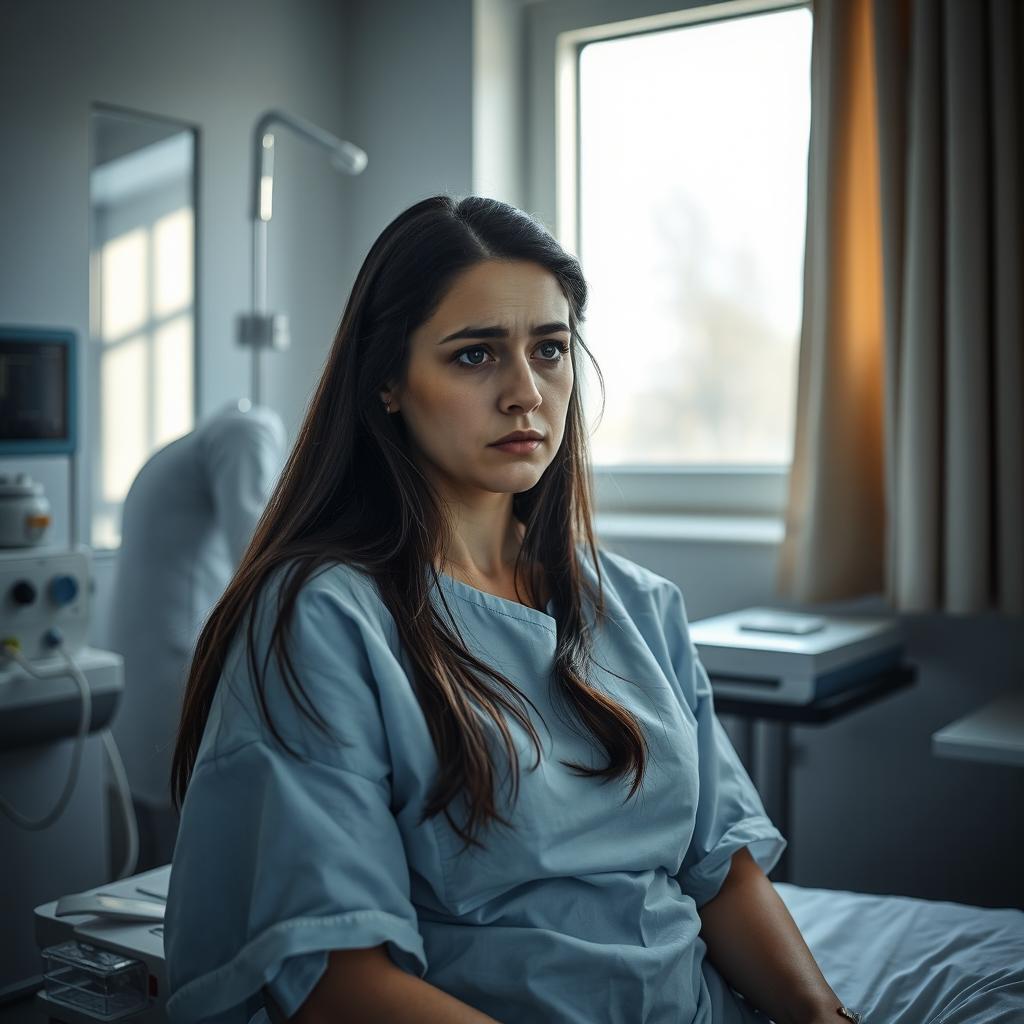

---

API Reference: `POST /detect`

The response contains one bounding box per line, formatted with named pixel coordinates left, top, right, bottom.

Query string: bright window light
left=577, top=6, right=812, bottom=466
left=100, top=228, right=148, bottom=341
left=154, top=314, right=194, bottom=446
left=100, top=333, right=147, bottom=502
left=154, top=207, right=194, bottom=317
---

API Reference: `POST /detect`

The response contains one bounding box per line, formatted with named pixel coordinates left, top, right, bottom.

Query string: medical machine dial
left=49, top=574, right=79, bottom=607
left=0, top=547, right=92, bottom=658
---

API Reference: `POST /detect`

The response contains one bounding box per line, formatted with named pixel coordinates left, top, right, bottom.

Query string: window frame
left=526, top=0, right=811, bottom=518
left=85, top=103, right=201, bottom=554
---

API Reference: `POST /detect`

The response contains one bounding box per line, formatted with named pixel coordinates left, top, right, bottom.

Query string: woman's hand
left=801, top=1010, right=861, bottom=1024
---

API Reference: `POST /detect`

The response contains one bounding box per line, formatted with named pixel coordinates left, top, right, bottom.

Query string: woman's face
left=386, top=258, right=574, bottom=504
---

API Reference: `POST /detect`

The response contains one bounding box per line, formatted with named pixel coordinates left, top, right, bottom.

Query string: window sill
left=88, top=518, right=785, bottom=559
left=594, top=512, right=786, bottom=546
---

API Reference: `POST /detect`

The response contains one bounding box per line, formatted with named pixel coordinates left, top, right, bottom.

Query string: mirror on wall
left=88, top=105, right=198, bottom=549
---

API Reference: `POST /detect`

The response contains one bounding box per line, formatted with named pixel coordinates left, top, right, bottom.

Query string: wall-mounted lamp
left=236, top=109, right=368, bottom=403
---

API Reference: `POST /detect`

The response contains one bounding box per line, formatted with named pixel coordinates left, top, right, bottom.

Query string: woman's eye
left=539, top=341, right=570, bottom=360
left=454, top=341, right=570, bottom=368
left=454, top=346, right=489, bottom=367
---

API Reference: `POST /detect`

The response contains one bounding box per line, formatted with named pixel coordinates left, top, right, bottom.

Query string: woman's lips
left=489, top=439, right=542, bottom=454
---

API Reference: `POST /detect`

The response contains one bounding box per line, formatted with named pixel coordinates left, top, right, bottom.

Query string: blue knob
left=49, top=575, right=79, bottom=606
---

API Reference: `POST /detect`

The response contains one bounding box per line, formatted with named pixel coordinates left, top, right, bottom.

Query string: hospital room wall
left=335, top=0, right=476, bottom=295
left=0, top=0, right=360, bottom=987
left=0, top=0, right=357, bottom=553
left=0, top=0, right=363, bottom=714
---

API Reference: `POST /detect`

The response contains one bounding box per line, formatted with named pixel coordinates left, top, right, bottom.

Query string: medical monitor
left=0, top=326, right=77, bottom=456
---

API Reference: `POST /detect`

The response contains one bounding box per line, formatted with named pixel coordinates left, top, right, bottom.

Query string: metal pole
left=755, top=720, right=792, bottom=881
left=251, top=218, right=268, bottom=405
left=250, top=128, right=274, bottom=406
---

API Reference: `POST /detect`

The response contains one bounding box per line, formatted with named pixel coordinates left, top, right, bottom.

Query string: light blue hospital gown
left=164, top=547, right=786, bottom=1023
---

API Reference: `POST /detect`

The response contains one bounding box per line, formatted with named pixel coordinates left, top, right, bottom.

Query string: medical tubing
left=0, top=642, right=90, bottom=830
left=99, top=703, right=140, bottom=880
left=0, top=643, right=139, bottom=880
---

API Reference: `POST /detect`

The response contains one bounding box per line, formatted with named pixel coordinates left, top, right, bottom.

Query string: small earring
left=383, top=398, right=392, bottom=413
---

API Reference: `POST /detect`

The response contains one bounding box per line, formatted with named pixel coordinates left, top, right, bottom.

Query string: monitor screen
left=0, top=327, right=76, bottom=455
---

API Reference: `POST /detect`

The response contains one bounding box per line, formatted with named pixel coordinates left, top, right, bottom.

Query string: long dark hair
left=170, top=194, right=650, bottom=853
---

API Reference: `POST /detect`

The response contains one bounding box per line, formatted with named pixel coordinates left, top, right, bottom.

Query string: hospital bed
left=33, top=863, right=1024, bottom=1022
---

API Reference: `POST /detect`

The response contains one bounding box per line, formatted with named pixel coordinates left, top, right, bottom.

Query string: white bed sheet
left=774, top=882, right=1024, bottom=1023
left=245, top=884, right=1024, bottom=1023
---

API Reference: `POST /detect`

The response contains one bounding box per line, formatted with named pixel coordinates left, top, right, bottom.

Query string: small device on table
left=737, top=610, right=826, bottom=636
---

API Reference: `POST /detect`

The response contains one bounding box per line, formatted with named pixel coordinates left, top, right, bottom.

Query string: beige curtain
left=778, top=0, right=1024, bottom=615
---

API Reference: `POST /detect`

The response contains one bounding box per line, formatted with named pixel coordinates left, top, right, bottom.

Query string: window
left=545, top=1, right=812, bottom=514
left=88, top=107, right=198, bottom=549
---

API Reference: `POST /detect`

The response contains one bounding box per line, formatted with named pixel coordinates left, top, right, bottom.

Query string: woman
left=164, top=195, right=859, bottom=1024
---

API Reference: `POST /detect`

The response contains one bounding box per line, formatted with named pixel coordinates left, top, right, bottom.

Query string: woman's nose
left=501, top=358, right=544, bottom=409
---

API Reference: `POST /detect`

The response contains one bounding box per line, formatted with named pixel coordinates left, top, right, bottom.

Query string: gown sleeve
left=657, top=579, right=788, bottom=910
left=164, top=570, right=427, bottom=1024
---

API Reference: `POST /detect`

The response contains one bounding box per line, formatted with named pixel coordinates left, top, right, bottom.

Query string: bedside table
left=713, top=663, right=918, bottom=882
left=931, top=690, right=1024, bottom=767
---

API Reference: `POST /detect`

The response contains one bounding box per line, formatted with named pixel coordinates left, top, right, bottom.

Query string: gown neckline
left=436, top=569, right=557, bottom=628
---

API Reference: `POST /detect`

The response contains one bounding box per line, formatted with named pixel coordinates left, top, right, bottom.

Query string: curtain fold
left=777, top=0, right=886, bottom=603
left=988, top=0, right=1024, bottom=614
left=778, top=0, right=1024, bottom=615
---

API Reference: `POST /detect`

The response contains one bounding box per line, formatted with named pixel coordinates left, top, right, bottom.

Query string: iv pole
left=237, top=109, right=368, bottom=405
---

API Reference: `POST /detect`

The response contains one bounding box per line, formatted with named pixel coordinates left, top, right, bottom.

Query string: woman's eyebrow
left=438, top=321, right=570, bottom=344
